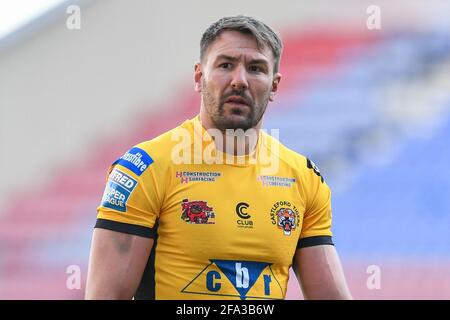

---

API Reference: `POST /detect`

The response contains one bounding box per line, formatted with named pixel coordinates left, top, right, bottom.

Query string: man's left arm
left=295, top=157, right=352, bottom=299
left=292, top=244, right=352, bottom=300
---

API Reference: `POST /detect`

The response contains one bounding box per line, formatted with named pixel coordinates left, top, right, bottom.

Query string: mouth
left=225, top=96, right=249, bottom=106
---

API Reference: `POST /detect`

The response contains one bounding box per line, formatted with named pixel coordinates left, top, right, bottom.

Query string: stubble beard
left=202, top=81, right=269, bottom=132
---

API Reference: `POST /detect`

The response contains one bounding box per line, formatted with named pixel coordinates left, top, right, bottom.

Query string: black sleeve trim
left=297, top=236, right=334, bottom=249
left=95, top=218, right=157, bottom=239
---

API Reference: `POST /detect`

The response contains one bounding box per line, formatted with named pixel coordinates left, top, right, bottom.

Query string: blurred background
left=0, top=0, right=449, bottom=299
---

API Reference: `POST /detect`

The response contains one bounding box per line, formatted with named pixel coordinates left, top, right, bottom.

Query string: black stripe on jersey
left=297, top=236, right=334, bottom=249
left=94, top=218, right=157, bottom=238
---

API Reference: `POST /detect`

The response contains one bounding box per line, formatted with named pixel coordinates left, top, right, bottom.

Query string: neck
left=199, top=111, right=261, bottom=156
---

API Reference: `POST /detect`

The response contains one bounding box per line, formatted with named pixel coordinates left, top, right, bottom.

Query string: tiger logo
left=276, top=208, right=296, bottom=236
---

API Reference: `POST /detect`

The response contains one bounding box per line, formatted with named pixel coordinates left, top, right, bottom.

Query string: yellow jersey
left=96, top=115, right=333, bottom=300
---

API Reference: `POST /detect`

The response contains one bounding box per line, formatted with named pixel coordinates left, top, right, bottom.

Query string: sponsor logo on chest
left=235, top=202, right=254, bottom=229
left=257, top=175, right=296, bottom=188
left=175, top=171, right=221, bottom=184
left=180, top=199, right=216, bottom=224
left=182, top=259, right=284, bottom=300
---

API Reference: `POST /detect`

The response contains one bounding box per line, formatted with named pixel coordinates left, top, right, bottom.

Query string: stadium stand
left=1, top=2, right=450, bottom=300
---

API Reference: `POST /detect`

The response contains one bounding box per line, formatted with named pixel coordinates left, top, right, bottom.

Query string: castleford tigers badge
left=181, top=199, right=215, bottom=224
left=276, top=208, right=296, bottom=236
left=270, top=201, right=300, bottom=236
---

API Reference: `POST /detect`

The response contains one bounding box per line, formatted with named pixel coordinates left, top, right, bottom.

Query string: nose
left=230, top=65, right=248, bottom=91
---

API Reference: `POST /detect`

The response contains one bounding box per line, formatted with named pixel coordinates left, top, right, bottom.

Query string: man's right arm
left=85, top=228, right=154, bottom=300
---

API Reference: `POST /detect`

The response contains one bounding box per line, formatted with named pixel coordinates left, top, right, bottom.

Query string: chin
left=223, top=116, right=254, bottom=131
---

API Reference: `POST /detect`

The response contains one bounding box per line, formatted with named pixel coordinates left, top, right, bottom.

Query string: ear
left=194, top=63, right=203, bottom=92
left=269, top=73, right=282, bottom=102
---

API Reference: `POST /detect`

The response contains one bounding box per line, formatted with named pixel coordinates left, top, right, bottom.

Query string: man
left=85, top=15, right=352, bottom=300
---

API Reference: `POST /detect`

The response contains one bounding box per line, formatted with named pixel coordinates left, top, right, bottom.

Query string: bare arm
left=292, top=244, right=352, bottom=300
left=85, top=228, right=154, bottom=299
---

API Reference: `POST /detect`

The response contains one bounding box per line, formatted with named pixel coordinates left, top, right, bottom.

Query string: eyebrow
left=215, top=54, right=269, bottom=66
